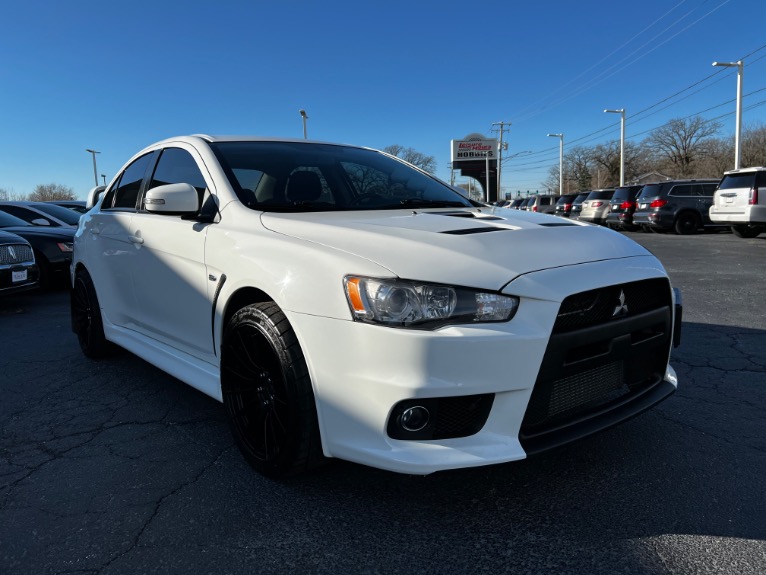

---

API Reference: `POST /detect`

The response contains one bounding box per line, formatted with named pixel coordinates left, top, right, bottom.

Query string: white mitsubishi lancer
left=71, top=136, right=682, bottom=478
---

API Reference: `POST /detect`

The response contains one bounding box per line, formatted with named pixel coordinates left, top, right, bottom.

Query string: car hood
left=0, top=230, right=29, bottom=245
left=260, top=208, right=653, bottom=290
left=0, top=226, right=76, bottom=240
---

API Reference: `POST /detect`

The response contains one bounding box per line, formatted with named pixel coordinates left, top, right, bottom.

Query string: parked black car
left=553, top=193, right=581, bottom=218
left=0, top=211, right=74, bottom=289
left=507, top=198, right=525, bottom=209
left=0, top=230, right=39, bottom=295
left=47, top=200, right=88, bottom=214
left=632, top=179, right=721, bottom=234
left=0, top=201, right=81, bottom=228
left=519, top=197, right=535, bottom=211
left=569, top=192, right=590, bottom=219
left=605, top=185, right=644, bottom=231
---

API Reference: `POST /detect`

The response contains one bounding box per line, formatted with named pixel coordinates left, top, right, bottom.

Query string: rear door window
left=669, top=185, right=694, bottom=197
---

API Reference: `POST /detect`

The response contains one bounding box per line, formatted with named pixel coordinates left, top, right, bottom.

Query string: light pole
left=604, top=109, right=625, bottom=186
left=712, top=60, right=743, bottom=169
left=492, top=121, right=511, bottom=200
left=85, top=149, right=100, bottom=187
left=547, top=134, right=563, bottom=195
left=299, top=109, right=309, bottom=139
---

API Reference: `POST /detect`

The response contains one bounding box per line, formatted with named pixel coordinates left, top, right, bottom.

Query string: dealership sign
left=451, top=137, right=498, bottom=162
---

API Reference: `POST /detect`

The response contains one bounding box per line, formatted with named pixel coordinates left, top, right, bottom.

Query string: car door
left=85, top=152, right=154, bottom=328
left=127, top=146, right=216, bottom=363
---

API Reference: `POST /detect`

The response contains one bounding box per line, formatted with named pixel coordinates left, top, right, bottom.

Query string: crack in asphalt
left=96, top=445, right=234, bottom=574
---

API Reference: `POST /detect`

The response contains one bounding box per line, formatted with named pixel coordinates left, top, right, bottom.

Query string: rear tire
left=71, top=269, right=115, bottom=358
left=674, top=212, right=700, bottom=235
left=731, top=225, right=761, bottom=238
left=221, top=303, right=324, bottom=478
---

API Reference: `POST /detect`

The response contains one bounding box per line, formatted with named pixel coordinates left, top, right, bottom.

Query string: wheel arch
left=221, top=286, right=275, bottom=333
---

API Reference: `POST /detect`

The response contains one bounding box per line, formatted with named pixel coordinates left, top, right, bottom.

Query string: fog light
left=399, top=406, right=430, bottom=432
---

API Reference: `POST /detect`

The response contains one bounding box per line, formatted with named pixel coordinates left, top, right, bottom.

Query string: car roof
left=723, top=166, right=766, bottom=175
left=153, top=134, right=371, bottom=152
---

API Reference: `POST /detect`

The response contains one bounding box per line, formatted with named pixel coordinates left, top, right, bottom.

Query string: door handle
left=128, top=235, right=144, bottom=245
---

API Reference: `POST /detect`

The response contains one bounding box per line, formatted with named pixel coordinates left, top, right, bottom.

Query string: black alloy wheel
left=675, top=212, right=700, bottom=235
left=221, top=302, right=323, bottom=478
left=71, top=269, right=114, bottom=358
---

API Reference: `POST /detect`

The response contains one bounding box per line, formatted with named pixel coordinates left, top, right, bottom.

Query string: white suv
left=71, top=135, right=682, bottom=478
left=709, top=166, right=766, bottom=238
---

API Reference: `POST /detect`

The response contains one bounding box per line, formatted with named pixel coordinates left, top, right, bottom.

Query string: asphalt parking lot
left=1, top=231, right=764, bottom=575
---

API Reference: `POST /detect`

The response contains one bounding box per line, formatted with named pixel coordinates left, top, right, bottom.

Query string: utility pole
left=492, top=121, right=511, bottom=200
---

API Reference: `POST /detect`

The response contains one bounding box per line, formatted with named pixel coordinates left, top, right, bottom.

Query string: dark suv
left=553, top=193, right=581, bottom=218
left=569, top=192, right=590, bottom=219
left=605, top=185, right=644, bottom=231
left=526, top=194, right=558, bottom=214
left=632, top=179, right=721, bottom=234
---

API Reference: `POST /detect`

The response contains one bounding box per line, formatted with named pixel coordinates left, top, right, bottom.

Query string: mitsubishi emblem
left=613, top=289, right=629, bottom=317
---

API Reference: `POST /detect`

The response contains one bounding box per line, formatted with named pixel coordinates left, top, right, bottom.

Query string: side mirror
left=86, top=186, right=106, bottom=209
left=144, top=183, right=199, bottom=214
left=30, top=218, right=51, bottom=226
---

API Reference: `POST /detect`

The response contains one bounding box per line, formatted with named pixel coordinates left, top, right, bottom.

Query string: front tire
left=71, top=268, right=115, bottom=358
left=221, top=303, right=323, bottom=478
left=731, top=225, right=761, bottom=238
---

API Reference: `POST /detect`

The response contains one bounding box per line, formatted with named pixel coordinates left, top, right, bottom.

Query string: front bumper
left=289, top=257, right=679, bottom=475
left=0, top=264, right=40, bottom=294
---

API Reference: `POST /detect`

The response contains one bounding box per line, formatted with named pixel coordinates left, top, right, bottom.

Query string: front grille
left=520, top=278, right=673, bottom=448
left=0, top=244, right=34, bottom=265
left=553, top=278, right=670, bottom=333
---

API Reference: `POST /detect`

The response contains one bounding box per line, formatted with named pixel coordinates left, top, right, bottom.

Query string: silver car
left=578, top=189, right=615, bottom=225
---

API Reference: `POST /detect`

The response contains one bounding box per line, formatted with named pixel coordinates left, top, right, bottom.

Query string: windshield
left=572, top=194, right=588, bottom=206
left=31, top=203, right=82, bottom=225
left=210, top=141, right=473, bottom=212
left=0, top=211, right=32, bottom=228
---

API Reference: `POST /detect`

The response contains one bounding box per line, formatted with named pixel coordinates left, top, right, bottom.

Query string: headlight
left=57, top=242, right=74, bottom=253
left=344, top=276, right=519, bottom=328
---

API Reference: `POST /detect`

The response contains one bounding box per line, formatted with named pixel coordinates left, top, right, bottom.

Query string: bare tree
left=383, top=145, right=437, bottom=173
left=591, top=141, right=622, bottom=187
left=566, top=146, right=594, bottom=192
left=741, top=123, right=766, bottom=168
left=28, top=183, right=76, bottom=202
left=696, top=136, right=734, bottom=177
left=0, top=187, right=28, bottom=201
left=542, top=164, right=561, bottom=194
left=646, top=116, right=722, bottom=178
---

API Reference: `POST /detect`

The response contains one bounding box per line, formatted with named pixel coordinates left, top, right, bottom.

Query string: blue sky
left=1, top=0, right=764, bottom=199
